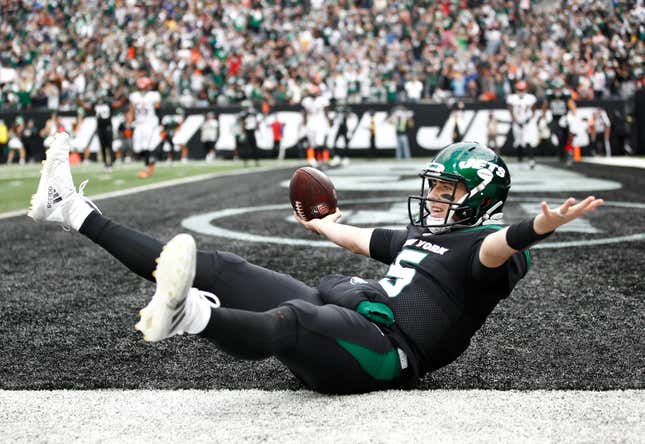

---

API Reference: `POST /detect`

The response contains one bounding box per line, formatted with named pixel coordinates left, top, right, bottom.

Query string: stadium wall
left=0, top=99, right=639, bottom=162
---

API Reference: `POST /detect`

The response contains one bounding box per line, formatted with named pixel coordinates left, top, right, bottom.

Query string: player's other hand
left=294, top=208, right=342, bottom=235
left=534, top=196, right=604, bottom=234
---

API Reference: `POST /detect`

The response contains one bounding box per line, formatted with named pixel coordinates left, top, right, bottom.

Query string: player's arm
left=295, top=208, right=374, bottom=256
left=39, top=120, right=51, bottom=138
left=478, top=196, right=604, bottom=268
left=126, top=104, right=134, bottom=126
left=507, top=100, right=516, bottom=124
left=112, top=95, right=127, bottom=109
left=602, top=112, right=611, bottom=138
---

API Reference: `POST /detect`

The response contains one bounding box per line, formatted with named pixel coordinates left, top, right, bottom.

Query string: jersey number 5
left=378, top=249, right=428, bottom=298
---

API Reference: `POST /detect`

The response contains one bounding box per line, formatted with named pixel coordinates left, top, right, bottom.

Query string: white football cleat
left=27, top=132, right=97, bottom=230
left=135, top=234, right=197, bottom=342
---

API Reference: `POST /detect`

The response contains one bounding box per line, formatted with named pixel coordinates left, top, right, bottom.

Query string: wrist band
left=506, top=219, right=553, bottom=251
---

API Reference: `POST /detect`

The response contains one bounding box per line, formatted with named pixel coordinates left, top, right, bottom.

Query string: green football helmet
left=408, top=142, right=511, bottom=230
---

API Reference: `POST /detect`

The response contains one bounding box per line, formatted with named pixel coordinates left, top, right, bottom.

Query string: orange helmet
left=515, top=80, right=528, bottom=91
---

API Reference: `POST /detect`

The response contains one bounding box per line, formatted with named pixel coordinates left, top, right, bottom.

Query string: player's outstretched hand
left=534, top=196, right=604, bottom=234
left=294, top=208, right=342, bottom=235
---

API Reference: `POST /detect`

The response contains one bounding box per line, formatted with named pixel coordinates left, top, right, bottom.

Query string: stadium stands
left=0, top=0, right=643, bottom=110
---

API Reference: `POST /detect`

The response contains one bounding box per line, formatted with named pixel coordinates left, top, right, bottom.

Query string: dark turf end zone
left=0, top=160, right=643, bottom=390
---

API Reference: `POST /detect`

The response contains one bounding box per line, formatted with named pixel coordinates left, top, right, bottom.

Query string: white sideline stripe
left=0, top=389, right=641, bottom=443
left=582, top=157, right=645, bottom=169
left=0, top=163, right=299, bottom=221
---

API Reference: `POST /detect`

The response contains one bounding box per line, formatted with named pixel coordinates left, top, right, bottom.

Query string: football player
left=127, top=77, right=161, bottom=178
left=507, top=80, right=537, bottom=168
left=28, top=134, right=603, bottom=395
left=6, top=116, right=26, bottom=165
left=239, top=103, right=260, bottom=167
left=541, top=78, right=575, bottom=162
left=301, top=86, right=331, bottom=166
left=91, top=89, right=127, bottom=172
left=160, top=108, right=185, bottom=163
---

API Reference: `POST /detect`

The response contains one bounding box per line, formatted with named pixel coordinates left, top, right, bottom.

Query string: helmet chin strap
left=473, top=200, right=505, bottom=226
left=425, top=216, right=454, bottom=234
left=424, top=191, right=467, bottom=233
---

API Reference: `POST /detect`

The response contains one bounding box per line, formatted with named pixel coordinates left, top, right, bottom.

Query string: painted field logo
left=181, top=162, right=645, bottom=250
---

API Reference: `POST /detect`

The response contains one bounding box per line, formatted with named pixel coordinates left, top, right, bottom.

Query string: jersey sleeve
left=369, top=228, right=408, bottom=265
left=529, top=95, right=537, bottom=107
left=470, top=240, right=530, bottom=291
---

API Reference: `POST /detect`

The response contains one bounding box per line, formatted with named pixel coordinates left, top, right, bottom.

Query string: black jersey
left=369, top=225, right=529, bottom=373
left=162, top=116, right=181, bottom=139
left=545, top=89, right=572, bottom=118
left=94, top=100, right=113, bottom=131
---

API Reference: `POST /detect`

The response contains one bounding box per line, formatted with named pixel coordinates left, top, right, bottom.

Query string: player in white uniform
left=127, top=77, right=161, bottom=178
left=301, top=87, right=330, bottom=166
left=507, top=81, right=538, bottom=168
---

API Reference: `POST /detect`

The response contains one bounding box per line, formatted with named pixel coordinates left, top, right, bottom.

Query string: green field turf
left=0, top=160, right=287, bottom=213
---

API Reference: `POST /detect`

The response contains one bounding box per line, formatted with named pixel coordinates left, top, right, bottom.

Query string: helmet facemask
left=408, top=174, right=475, bottom=232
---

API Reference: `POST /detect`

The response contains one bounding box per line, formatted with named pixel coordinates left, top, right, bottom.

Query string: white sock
left=183, top=288, right=220, bottom=334
left=66, top=195, right=96, bottom=231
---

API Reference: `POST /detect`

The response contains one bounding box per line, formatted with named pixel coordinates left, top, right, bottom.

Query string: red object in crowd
left=228, top=55, right=242, bottom=76
left=565, top=134, right=574, bottom=153
left=271, top=121, right=284, bottom=141
left=127, top=46, right=136, bottom=60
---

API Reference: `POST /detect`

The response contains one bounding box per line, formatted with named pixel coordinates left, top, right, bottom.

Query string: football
left=289, top=167, right=338, bottom=221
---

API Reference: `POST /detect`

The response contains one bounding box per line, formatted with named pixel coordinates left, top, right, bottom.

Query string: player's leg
left=513, top=123, right=524, bottom=163
left=204, top=300, right=405, bottom=394
left=106, top=131, right=115, bottom=167
left=136, top=241, right=404, bottom=393
left=132, top=126, right=146, bottom=170
left=402, top=135, right=411, bottom=159
left=528, top=145, right=535, bottom=169
left=135, top=125, right=155, bottom=177
left=146, top=125, right=160, bottom=174
left=305, top=127, right=317, bottom=166
left=395, top=135, right=403, bottom=159
left=80, top=211, right=320, bottom=309
left=99, top=129, right=114, bottom=169
left=249, top=132, right=259, bottom=166
left=28, top=132, right=321, bottom=311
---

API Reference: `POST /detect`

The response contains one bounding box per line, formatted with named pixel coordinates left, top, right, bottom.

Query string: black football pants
left=79, top=212, right=404, bottom=394
left=97, top=128, right=114, bottom=167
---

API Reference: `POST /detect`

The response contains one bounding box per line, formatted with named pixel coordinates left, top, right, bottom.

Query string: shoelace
left=195, top=290, right=221, bottom=308
left=61, top=179, right=102, bottom=232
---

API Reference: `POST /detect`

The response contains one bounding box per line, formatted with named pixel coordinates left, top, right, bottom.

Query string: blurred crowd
left=0, top=0, right=643, bottom=112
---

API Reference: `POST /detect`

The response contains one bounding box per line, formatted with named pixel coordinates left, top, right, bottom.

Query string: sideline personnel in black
left=28, top=135, right=604, bottom=394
